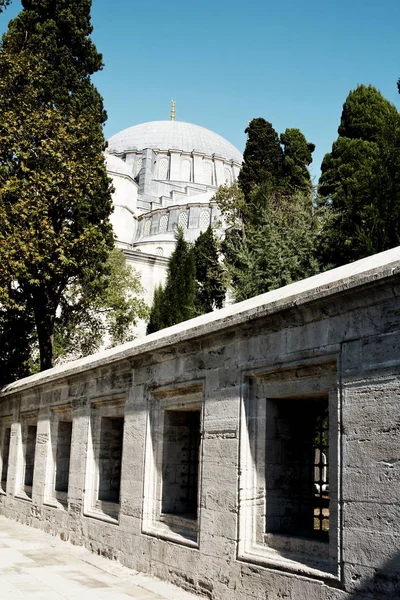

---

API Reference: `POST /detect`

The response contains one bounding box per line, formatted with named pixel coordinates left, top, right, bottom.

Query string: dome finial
left=170, top=99, right=176, bottom=121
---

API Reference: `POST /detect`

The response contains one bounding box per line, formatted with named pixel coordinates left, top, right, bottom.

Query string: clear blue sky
left=1, top=0, right=400, bottom=180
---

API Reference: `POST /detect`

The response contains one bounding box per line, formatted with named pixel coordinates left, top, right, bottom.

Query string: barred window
left=158, top=157, right=169, bottom=180
left=178, top=211, right=188, bottom=229
left=144, top=219, right=152, bottom=236
left=135, top=156, right=143, bottom=177
left=199, top=210, right=210, bottom=229
left=159, top=214, right=168, bottom=233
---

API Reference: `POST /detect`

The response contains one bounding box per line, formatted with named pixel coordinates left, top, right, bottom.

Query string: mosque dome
left=108, top=120, right=243, bottom=164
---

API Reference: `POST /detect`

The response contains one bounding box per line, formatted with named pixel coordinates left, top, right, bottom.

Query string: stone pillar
left=139, top=149, right=156, bottom=200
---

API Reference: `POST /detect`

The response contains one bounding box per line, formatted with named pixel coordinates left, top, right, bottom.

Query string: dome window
left=178, top=211, right=188, bottom=229
left=224, top=167, right=232, bottom=185
left=199, top=210, right=210, bottom=229
left=135, top=156, right=143, bottom=177
left=203, top=161, right=213, bottom=185
left=156, top=247, right=164, bottom=257
left=159, top=214, right=168, bottom=233
left=158, top=157, right=169, bottom=180
left=144, top=218, right=152, bottom=236
left=181, top=159, right=191, bottom=182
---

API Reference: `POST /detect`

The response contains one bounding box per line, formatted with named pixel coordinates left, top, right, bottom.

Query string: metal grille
left=178, top=211, right=188, bottom=229
left=159, top=214, right=168, bottom=233
left=313, top=405, right=329, bottom=534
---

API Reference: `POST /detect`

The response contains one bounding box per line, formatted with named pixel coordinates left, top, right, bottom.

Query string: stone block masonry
left=2, top=247, right=400, bottom=599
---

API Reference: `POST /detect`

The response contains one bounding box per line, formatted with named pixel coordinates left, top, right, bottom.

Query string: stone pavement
left=0, top=515, right=200, bottom=599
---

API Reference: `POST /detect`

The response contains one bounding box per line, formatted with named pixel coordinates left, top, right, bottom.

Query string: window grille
left=224, top=167, right=231, bottom=185
left=156, top=247, right=164, bottom=257
left=159, top=214, right=168, bottom=233
left=158, top=157, right=169, bottom=180
left=199, top=210, right=210, bottom=229
left=144, top=219, right=152, bottom=236
left=178, top=211, right=188, bottom=229
left=135, top=156, right=142, bottom=177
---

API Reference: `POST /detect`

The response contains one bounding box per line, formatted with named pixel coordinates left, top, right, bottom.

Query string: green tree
left=280, top=128, right=315, bottom=193
left=194, top=226, right=226, bottom=313
left=147, top=229, right=196, bottom=334
left=216, top=184, right=321, bottom=301
left=0, top=0, right=114, bottom=371
left=0, top=0, right=11, bottom=13
left=238, top=118, right=283, bottom=203
left=319, top=84, right=400, bottom=266
left=54, top=249, right=148, bottom=361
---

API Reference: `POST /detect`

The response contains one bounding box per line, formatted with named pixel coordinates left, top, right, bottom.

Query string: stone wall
left=2, top=248, right=400, bottom=599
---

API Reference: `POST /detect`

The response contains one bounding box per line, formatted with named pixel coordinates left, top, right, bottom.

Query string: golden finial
left=170, top=99, right=176, bottom=121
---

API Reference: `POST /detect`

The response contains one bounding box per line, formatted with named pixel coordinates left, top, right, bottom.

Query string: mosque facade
left=105, top=113, right=243, bottom=309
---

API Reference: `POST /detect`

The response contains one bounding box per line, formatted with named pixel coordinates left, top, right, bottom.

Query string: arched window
left=135, top=156, right=142, bottom=177
left=159, top=214, right=168, bottom=233
left=203, top=161, right=213, bottom=185
left=224, top=167, right=232, bottom=185
left=158, top=157, right=169, bottom=180
left=143, top=219, right=152, bottom=236
left=156, top=247, right=164, bottom=257
left=178, top=211, right=188, bottom=229
left=199, top=209, right=210, bottom=229
left=181, top=159, right=191, bottom=182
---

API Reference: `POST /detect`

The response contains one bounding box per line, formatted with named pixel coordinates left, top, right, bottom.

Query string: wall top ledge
left=3, top=246, right=400, bottom=397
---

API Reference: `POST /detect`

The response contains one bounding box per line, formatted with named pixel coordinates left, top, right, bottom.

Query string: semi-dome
left=108, top=120, right=243, bottom=164
left=105, top=153, right=133, bottom=177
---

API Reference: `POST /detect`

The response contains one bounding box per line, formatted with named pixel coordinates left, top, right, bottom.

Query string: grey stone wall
left=2, top=249, right=400, bottom=599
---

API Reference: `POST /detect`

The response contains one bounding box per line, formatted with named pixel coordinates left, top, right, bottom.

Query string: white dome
left=105, top=153, right=133, bottom=177
left=108, top=120, right=242, bottom=164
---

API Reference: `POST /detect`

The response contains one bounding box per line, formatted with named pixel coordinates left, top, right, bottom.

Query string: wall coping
left=2, top=246, right=400, bottom=397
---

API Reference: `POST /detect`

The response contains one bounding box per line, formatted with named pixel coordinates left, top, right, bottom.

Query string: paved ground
left=0, top=515, right=200, bottom=599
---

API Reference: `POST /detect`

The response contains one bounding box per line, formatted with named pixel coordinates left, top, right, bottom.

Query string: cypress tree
left=194, top=226, right=225, bottom=314
left=147, top=229, right=196, bottom=334
left=0, top=0, right=114, bottom=370
left=238, top=118, right=283, bottom=202
left=280, top=128, right=315, bottom=193
left=319, top=84, right=400, bottom=266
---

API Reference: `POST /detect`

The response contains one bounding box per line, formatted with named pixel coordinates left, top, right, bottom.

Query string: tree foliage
left=194, top=226, right=226, bottom=313
left=215, top=184, right=322, bottom=302
left=238, top=118, right=315, bottom=211
left=147, top=229, right=197, bottom=334
left=0, top=0, right=115, bottom=371
left=0, top=0, right=11, bottom=14
left=318, top=84, right=400, bottom=266
left=54, top=249, right=148, bottom=361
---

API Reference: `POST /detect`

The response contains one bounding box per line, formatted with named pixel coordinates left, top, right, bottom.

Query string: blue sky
left=1, top=0, right=400, bottom=180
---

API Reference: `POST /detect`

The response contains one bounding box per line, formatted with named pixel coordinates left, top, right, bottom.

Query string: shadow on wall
left=345, top=551, right=400, bottom=599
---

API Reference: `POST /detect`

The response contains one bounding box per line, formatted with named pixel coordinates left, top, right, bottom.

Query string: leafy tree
left=194, top=226, right=226, bottom=313
left=54, top=250, right=148, bottom=361
left=319, top=84, right=400, bottom=266
left=215, top=184, right=322, bottom=301
left=0, top=0, right=11, bottom=13
left=147, top=229, right=196, bottom=334
left=0, top=0, right=115, bottom=371
left=0, top=290, right=36, bottom=386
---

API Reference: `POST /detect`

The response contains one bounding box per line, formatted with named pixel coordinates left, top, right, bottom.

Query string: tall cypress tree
left=238, top=118, right=283, bottom=202
left=194, top=226, right=225, bottom=313
left=147, top=229, right=196, bottom=334
left=319, top=84, right=400, bottom=266
left=0, top=0, right=114, bottom=370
